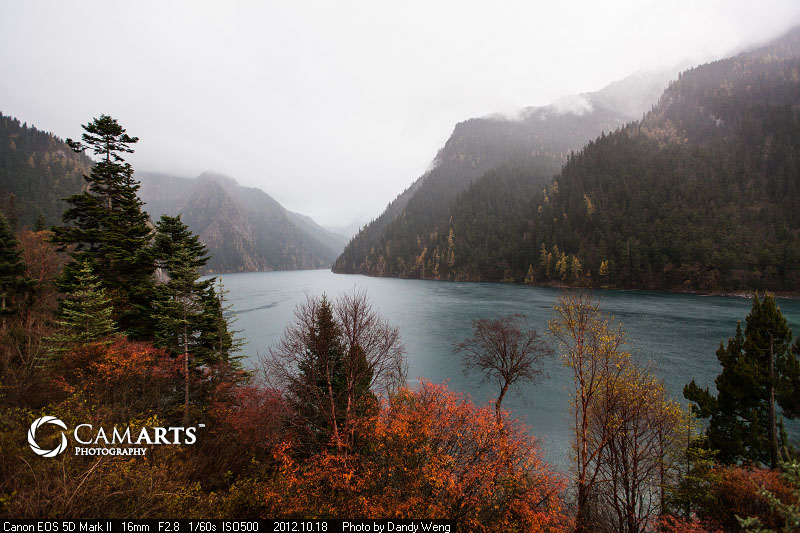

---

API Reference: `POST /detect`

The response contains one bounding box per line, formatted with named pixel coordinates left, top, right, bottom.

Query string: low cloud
left=551, top=94, right=594, bottom=116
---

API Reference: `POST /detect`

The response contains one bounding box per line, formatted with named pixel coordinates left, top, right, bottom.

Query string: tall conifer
left=0, top=211, right=34, bottom=329
left=51, top=115, right=154, bottom=337
left=685, top=293, right=800, bottom=467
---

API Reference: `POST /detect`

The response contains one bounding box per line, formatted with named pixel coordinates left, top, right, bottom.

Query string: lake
left=218, top=269, right=800, bottom=470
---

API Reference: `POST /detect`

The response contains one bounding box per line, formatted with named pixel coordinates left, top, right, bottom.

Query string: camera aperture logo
left=28, top=416, right=68, bottom=457
left=28, top=416, right=204, bottom=458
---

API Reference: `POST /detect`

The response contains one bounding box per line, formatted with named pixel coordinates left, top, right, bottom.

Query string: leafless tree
left=333, top=287, right=407, bottom=397
left=454, top=314, right=552, bottom=423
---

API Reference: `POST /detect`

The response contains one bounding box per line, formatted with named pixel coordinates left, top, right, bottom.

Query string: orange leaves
left=208, top=382, right=283, bottom=452
left=56, top=338, right=182, bottom=419
left=60, top=338, right=179, bottom=386
left=705, top=465, right=798, bottom=531
left=263, top=381, right=570, bottom=531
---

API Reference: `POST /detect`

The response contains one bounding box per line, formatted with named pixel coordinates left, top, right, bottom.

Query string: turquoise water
left=218, top=269, right=800, bottom=470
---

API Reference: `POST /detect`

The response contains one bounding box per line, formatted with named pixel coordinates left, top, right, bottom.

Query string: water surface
left=218, top=269, right=800, bottom=469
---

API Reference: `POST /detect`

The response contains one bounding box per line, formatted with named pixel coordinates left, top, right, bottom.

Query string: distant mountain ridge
left=333, top=64, right=684, bottom=276
left=0, top=113, right=347, bottom=274
left=137, top=172, right=347, bottom=273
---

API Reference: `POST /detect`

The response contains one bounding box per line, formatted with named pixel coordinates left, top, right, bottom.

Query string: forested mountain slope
left=333, top=68, right=680, bottom=276
left=0, top=113, right=91, bottom=228
left=398, top=27, right=800, bottom=292
left=138, top=172, right=346, bottom=273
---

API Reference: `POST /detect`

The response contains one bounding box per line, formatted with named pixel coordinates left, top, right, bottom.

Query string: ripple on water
left=215, top=270, right=800, bottom=471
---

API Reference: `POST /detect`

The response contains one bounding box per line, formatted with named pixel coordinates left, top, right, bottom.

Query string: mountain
left=333, top=65, right=683, bottom=277
left=0, top=113, right=92, bottom=228
left=324, top=217, right=368, bottom=239
left=137, top=172, right=347, bottom=273
left=364, top=27, right=800, bottom=292
left=287, top=210, right=350, bottom=255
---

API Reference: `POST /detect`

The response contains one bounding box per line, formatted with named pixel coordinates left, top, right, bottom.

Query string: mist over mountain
left=0, top=112, right=347, bottom=275
left=137, top=172, right=347, bottom=273
left=336, top=27, right=800, bottom=293
left=333, top=64, right=684, bottom=277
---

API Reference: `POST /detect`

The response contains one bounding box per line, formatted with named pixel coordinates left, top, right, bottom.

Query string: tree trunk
left=496, top=381, right=510, bottom=424
left=769, top=334, right=778, bottom=469
left=326, top=362, right=342, bottom=452
left=576, top=481, right=590, bottom=533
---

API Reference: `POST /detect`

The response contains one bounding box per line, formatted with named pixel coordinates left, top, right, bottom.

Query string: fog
left=2, top=1, right=800, bottom=227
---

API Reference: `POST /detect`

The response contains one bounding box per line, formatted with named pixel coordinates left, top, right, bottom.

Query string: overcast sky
left=2, top=1, right=800, bottom=228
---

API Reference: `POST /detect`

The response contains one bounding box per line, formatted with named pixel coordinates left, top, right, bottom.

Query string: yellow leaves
left=599, top=259, right=609, bottom=277
left=583, top=194, right=595, bottom=216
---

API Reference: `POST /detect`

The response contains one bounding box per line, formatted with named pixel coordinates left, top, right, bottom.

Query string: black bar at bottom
left=0, top=519, right=457, bottom=533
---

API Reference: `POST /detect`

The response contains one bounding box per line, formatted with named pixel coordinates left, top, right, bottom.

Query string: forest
left=334, top=29, right=800, bottom=295
left=1, top=115, right=800, bottom=531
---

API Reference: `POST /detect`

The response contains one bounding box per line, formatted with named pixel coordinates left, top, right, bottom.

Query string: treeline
left=336, top=27, right=800, bottom=294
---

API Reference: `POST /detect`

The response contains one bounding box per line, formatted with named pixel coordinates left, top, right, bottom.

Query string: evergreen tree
left=151, top=215, right=242, bottom=420
left=268, top=291, right=402, bottom=454
left=34, top=214, right=46, bottom=232
left=685, top=293, right=800, bottom=467
left=51, top=115, right=154, bottom=337
left=0, top=212, right=34, bottom=329
left=290, top=296, right=348, bottom=451
left=153, top=241, right=202, bottom=423
left=151, top=214, right=209, bottom=275
left=151, top=214, right=234, bottom=363
left=195, top=278, right=244, bottom=367
left=51, top=259, right=116, bottom=349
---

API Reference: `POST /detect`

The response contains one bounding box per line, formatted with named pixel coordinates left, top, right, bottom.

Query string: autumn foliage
left=2, top=211, right=796, bottom=528
left=263, top=381, right=571, bottom=531
left=55, top=338, right=183, bottom=420
left=701, top=464, right=798, bottom=531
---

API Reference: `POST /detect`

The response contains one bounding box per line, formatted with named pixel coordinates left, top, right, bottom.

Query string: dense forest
left=331, top=66, right=676, bottom=276
left=0, top=113, right=91, bottom=229
left=335, top=28, right=800, bottom=294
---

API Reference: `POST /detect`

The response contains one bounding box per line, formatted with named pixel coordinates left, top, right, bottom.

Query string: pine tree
left=0, top=212, right=34, bottom=329
left=290, top=296, right=348, bottom=452
left=194, top=278, right=244, bottom=367
left=684, top=293, right=800, bottom=467
left=151, top=214, right=209, bottom=275
left=51, top=259, right=116, bottom=350
left=51, top=115, right=154, bottom=337
left=525, top=264, right=535, bottom=284
left=34, top=214, right=46, bottom=232
left=151, top=215, right=242, bottom=420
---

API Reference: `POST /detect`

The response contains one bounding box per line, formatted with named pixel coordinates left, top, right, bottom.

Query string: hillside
left=333, top=67, right=681, bottom=276
left=138, top=172, right=346, bottom=273
left=0, top=113, right=91, bottom=228
left=391, top=27, right=800, bottom=292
